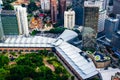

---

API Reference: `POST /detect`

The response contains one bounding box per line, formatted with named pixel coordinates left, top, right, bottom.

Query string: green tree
left=0, top=68, right=9, bottom=80
left=49, top=27, right=66, bottom=34
left=6, top=65, right=35, bottom=80
left=27, top=2, right=39, bottom=13
left=3, top=3, right=14, bottom=10
left=0, top=55, right=9, bottom=68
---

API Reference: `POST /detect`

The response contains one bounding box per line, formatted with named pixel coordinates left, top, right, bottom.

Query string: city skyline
left=0, top=0, right=120, bottom=80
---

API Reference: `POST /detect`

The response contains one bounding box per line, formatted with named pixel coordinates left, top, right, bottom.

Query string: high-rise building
left=64, top=10, right=75, bottom=29
left=84, top=0, right=102, bottom=33
left=116, top=14, right=120, bottom=30
left=111, top=32, right=120, bottom=49
left=113, top=0, right=120, bottom=14
left=1, top=10, right=20, bottom=35
left=98, top=10, right=107, bottom=32
left=83, top=0, right=103, bottom=49
left=104, top=17, right=119, bottom=42
left=0, top=2, right=4, bottom=41
left=14, top=6, right=29, bottom=37
left=50, top=0, right=57, bottom=24
left=72, top=0, right=84, bottom=26
left=59, top=0, right=66, bottom=20
left=102, top=0, right=110, bottom=10
left=40, top=0, right=50, bottom=11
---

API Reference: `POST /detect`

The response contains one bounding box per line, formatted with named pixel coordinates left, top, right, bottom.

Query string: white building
left=64, top=10, right=75, bottom=29
left=40, top=0, right=50, bottom=11
left=14, top=6, right=29, bottom=37
left=102, top=0, right=110, bottom=10
left=0, top=0, right=3, bottom=5
left=98, top=10, right=107, bottom=32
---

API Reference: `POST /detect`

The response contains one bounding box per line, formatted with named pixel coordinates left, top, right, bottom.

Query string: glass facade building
left=84, top=7, right=99, bottom=33
left=104, top=17, right=119, bottom=42
left=1, top=10, right=19, bottom=35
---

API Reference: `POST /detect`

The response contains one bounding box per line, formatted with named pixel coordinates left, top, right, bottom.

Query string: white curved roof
left=0, top=30, right=98, bottom=79
left=57, top=30, right=78, bottom=41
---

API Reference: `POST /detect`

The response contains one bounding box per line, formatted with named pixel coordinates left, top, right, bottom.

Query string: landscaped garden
left=0, top=50, right=71, bottom=80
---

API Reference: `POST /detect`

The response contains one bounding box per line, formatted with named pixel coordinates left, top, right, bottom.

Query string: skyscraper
left=64, top=10, right=75, bottom=29
left=50, top=0, right=57, bottom=24
left=116, top=14, right=120, bottom=30
left=59, top=0, right=66, bottom=19
left=72, top=0, right=84, bottom=26
left=1, top=10, right=20, bottom=35
left=83, top=0, right=103, bottom=49
left=113, top=0, right=120, bottom=14
left=84, top=1, right=101, bottom=33
left=98, top=10, right=107, bottom=32
left=102, top=0, right=110, bottom=10
left=104, top=17, right=119, bottom=42
left=111, top=32, right=120, bottom=49
left=15, top=6, right=29, bottom=37
left=40, top=0, right=50, bottom=11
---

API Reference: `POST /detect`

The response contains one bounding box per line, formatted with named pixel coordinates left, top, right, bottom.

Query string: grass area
left=0, top=51, right=71, bottom=80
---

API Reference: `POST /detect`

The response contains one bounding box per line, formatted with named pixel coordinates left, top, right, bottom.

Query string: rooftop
left=0, top=30, right=98, bottom=79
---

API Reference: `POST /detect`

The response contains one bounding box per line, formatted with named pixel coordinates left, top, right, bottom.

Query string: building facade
left=1, top=10, right=19, bottom=35
left=0, top=13, right=4, bottom=41
left=104, top=17, right=119, bottom=42
left=111, top=32, right=120, bottom=49
left=0, top=2, right=4, bottom=41
left=40, top=0, right=50, bottom=11
left=64, top=10, right=75, bottom=29
left=50, top=0, right=57, bottom=24
left=98, top=10, right=107, bottom=32
left=84, top=1, right=100, bottom=34
left=14, top=6, right=29, bottom=37
left=113, top=0, right=120, bottom=14
left=116, top=14, right=120, bottom=31
left=59, top=0, right=66, bottom=20
left=72, top=0, right=84, bottom=26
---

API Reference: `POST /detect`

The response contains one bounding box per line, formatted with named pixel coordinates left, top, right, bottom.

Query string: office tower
left=1, top=10, right=20, bottom=35
left=40, top=0, right=50, bottom=11
left=72, top=0, right=84, bottom=26
left=111, top=32, right=120, bottom=49
left=83, top=0, right=103, bottom=49
left=116, top=14, right=120, bottom=30
left=50, top=0, right=57, bottom=24
left=64, top=10, right=75, bottom=29
left=59, top=0, right=66, bottom=20
left=14, top=6, right=29, bottom=37
left=104, top=17, right=119, bottom=42
left=98, top=10, right=107, bottom=32
left=84, top=0, right=103, bottom=33
left=102, top=0, right=110, bottom=10
left=113, top=0, right=120, bottom=14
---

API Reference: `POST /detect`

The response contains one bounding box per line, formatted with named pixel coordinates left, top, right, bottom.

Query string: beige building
left=64, top=10, right=75, bottom=29
left=14, top=6, right=29, bottom=37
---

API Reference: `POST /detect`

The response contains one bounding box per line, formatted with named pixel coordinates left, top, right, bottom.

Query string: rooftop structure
left=0, top=30, right=98, bottom=79
left=1, top=10, right=16, bottom=15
